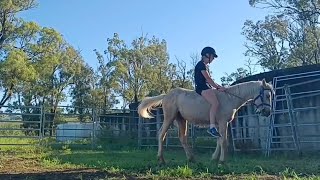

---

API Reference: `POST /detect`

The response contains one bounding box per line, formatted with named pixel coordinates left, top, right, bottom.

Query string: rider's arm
left=201, top=70, right=222, bottom=89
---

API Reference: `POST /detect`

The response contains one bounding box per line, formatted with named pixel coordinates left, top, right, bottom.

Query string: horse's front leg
left=218, top=121, right=229, bottom=163
left=212, top=139, right=221, bottom=161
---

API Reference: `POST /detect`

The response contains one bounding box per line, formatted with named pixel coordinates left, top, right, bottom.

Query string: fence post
left=284, top=84, right=301, bottom=155
left=91, top=108, right=96, bottom=149
left=138, top=116, right=142, bottom=147
left=191, top=124, right=195, bottom=148
left=156, top=109, right=161, bottom=137
left=41, top=105, right=46, bottom=139
left=40, top=105, right=44, bottom=140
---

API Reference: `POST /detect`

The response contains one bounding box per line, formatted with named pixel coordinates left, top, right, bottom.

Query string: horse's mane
left=225, top=80, right=273, bottom=100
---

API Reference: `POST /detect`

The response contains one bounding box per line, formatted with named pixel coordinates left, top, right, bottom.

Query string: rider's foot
left=207, top=127, right=221, bottom=138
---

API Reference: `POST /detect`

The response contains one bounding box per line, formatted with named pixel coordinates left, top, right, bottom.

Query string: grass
left=1, top=135, right=320, bottom=180
left=52, top=149, right=320, bottom=178
left=1, top=122, right=320, bottom=179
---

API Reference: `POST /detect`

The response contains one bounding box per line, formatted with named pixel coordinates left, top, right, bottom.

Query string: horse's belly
left=174, top=90, right=212, bottom=126
left=179, top=102, right=210, bottom=126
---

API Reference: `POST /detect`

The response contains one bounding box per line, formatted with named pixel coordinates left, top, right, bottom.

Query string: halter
left=252, top=87, right=272, bottom=108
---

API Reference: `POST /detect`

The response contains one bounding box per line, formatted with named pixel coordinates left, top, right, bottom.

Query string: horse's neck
left=228, top=82, right=260, bottom=108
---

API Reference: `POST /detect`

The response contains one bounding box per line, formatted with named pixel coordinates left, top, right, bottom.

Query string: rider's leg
left=201, top=89, right=221, bottom=137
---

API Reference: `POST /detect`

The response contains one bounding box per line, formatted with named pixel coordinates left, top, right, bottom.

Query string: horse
left=137, top=79, right=274, bottom=164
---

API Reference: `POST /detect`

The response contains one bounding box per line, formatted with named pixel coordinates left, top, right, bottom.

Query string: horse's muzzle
left=255, top=107, right=271, bottom=117
left=261, top=108, right=271, bottom=117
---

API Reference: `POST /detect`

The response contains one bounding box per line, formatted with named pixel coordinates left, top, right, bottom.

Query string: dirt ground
left=0, top=156, right=133, bottom=180
left=0, top=169, right=133, bottom=180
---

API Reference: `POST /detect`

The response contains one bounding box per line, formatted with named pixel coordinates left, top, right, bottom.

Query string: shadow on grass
left=0, top=168, right=135, bottom=180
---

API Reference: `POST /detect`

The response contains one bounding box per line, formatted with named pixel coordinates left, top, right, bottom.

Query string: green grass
left=55, top=148, right=320, bottom=176
left=3, top=139, right=318, bottom=179
left=1, top=127, right=320, bottom=179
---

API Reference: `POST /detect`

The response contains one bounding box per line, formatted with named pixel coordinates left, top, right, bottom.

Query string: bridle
left=224, top=86, right=272, bottom=108
left=252, top=87, right=272, bottom=108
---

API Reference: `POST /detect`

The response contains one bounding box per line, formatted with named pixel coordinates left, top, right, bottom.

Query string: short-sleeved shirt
left=194, top=60, right=211, bottom=94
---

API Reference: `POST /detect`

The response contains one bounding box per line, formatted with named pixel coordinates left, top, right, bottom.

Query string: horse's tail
left=138, top=94, right=166, bottom=119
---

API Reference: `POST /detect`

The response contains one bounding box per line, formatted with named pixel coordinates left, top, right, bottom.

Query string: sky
left=18, top=0, right=271, bottom=84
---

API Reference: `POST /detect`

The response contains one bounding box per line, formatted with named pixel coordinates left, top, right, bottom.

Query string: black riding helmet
left=201, top=46, right=218, bottom=58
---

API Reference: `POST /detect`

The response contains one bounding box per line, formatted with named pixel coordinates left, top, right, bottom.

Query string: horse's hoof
left=211, top=157, right=219, bottom=161
left=158, top=157, right=166, bottom=166
left=158, top=161, right=166, bottom=166
left=188, top=157, right=196, bottom=163
left=218, top=161, right=227, bottom=167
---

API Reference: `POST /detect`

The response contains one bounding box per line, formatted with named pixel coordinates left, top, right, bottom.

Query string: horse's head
left=252, top=79, right=275, bottom=117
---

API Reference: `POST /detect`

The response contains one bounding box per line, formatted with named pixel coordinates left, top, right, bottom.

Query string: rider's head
left=201, top=46, right=218, bottom=64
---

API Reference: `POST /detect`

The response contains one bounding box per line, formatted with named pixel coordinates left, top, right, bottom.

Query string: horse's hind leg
left=176, top=117, right=194, bottom=163
left=157, top=106, right=176, bottom=164
left=212, top=139, right=221, bottom=161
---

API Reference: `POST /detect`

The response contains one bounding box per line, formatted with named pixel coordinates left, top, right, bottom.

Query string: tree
left=0, top=49, right=37, bottom=106
left=12, top=27, right=86, bottom=134
left=221, top=68, right=251, bottom=86
left=69, top=64, right=95, bottom=121
left=220, top=59, right=256, bottom=86
left=93, top=48, right=118, bottom=110
left=105, top=33, right=172, bottom=108
left=186, top=52, right=200, bottom=88
left=172, top=56, right=194, bottom=89
left=0, top=0, right=38, bottom=107
left=0, top=0, right=37, bottom=50
left=242, top=15, right=290, bottom=70
left=244, top=0, right=320, bottom=71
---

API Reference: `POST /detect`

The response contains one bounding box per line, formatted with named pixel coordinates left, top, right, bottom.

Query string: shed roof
left=232, top=64, right=320, bottom=85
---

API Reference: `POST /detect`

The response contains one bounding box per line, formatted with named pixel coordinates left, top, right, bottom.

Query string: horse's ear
left=262, top=78, right=267, bottom=86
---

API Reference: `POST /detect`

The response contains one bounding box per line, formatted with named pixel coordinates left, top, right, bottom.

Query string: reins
left=222, top=87, right=272, bottom=108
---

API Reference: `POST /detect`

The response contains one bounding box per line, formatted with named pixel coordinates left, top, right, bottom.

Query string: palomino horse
left=137, top=79, right=274, bottom=164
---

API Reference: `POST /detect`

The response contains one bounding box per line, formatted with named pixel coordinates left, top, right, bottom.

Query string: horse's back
left=163, top=87, right=211, bottom=126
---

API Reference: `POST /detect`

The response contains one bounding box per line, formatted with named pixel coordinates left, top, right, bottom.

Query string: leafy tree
left=244, top=0, right=320, bottom=71
left=0, top=49, right=37, bottom=105
left=93, top=48, right=118, bottom=110
left=69, top=64, right=95, bottom=121
left=105, top=33, right=172, bottom=108
left=0, top=0, right=37, bottom=50
left=221, top=59, right=256, bottom=86
left=0, top=0, right=38, bottom=107
left=242, top=15, right=290, bottom=70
